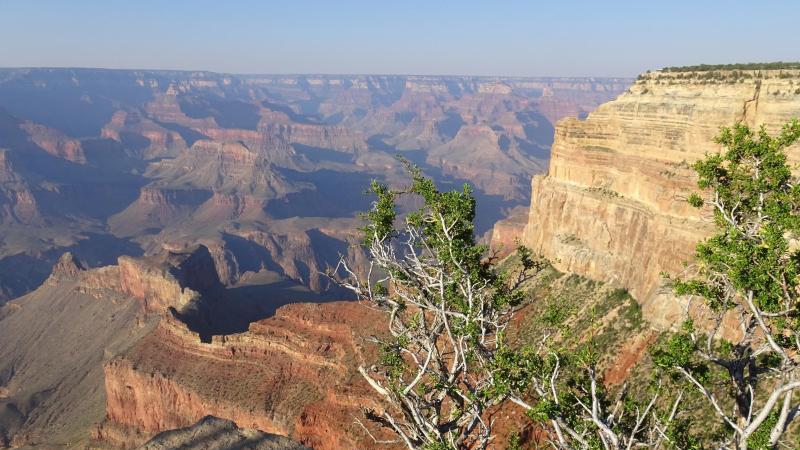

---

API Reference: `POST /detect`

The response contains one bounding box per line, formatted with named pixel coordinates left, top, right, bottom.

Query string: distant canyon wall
left=0, top=69, right=629, bottom=303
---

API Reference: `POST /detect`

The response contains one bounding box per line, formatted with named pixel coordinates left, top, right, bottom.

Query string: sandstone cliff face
left=489, top=206, right=530, bottom=256
left=522, top=69, right=800, bottom=327
left=116, top=246, right=220, bottom=312
left=95, top=302, right=388, bottom=450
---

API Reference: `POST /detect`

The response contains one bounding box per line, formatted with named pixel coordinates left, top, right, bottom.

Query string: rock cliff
left=116, top=245, right=221, bottom=313
left=0, top=245, right=226, bottom=447
left=19, top=121, right=86, bottom=163
left=0, top=253, right=157, bottom=447
left=522, top=69, right=800, bottom=327
left=94, top=301, right=389, bottom=450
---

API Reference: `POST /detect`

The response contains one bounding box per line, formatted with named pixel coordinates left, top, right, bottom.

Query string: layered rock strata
left=0, top=246, right=226, bottom=447
left=522, top=69, right=800, bottom=327
left=94, top=301, right=388, bottom=450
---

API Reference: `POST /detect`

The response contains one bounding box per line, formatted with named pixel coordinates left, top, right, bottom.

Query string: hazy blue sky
left=0, top=0, right=797, bottom=77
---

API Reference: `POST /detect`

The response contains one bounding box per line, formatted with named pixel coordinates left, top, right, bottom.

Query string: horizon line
left=0, top=65, right=638, bottom=80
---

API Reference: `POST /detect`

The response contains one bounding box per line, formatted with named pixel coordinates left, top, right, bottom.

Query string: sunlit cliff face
left=522, top=69, right=800, bottom=328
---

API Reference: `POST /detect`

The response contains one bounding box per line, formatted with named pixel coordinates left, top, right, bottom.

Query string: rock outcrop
left=0, top=245, right=226, bottom=447
left=94, top=301, right=389, bottom=450
left=116, top=245, right=221, bottom=312
left=20, top=121, right=86, bottom=163
left=522, top=69, right=800, bottom=327
left=489, top=205, right=530, bottom=256
left=0, top=253, right=158, bottom=447
left=140, top=416, right=310, bottom=450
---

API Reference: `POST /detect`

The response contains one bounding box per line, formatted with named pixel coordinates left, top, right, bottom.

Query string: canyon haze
left=0, top=68, right=628, bottom=304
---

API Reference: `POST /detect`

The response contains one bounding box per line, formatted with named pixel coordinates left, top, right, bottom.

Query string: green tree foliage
left=330, top=161, right=545, bottom=449
left=338, top=162, right=684, bottom=449
left=660, top=119, right=800, bottom=449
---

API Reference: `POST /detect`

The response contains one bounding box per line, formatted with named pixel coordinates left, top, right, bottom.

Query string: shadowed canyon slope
left=0, top=245, right=328, bottom=448
left=521, top=68, right=800, bottom=327
left=0, top=243, right=390, bottom=449
left=0, top=68, right=628, bottom=304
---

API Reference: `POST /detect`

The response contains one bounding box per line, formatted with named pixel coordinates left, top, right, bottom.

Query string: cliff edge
left=522, top=68, right=800, bottom=327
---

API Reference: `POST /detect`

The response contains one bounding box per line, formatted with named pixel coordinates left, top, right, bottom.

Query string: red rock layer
left=95, top=302, right=390, bottom=450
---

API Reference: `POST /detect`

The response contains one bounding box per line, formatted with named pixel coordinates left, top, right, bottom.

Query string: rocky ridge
left=93, top=301, right=388, bottom=450
left=0, top=245, right=235, bottom=447
left=140, top=416, right=310, bottom=450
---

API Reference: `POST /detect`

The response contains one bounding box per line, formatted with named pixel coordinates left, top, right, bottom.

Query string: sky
left=0, top=0, right=798, bottom=78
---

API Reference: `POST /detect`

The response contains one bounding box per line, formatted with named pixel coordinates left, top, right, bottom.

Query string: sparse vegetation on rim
left=662, top=62, right=800, bottom=72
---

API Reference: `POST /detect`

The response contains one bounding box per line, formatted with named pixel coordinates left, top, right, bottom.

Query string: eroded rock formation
left=522, top=69, right=800, bottom=327
left=0, top=69, right=628, bottom=303
left=0, top=245, right=229, bottom=447
left=94, top=301, right=388, bottom=450
left=140, top=416, right=310, bottom=450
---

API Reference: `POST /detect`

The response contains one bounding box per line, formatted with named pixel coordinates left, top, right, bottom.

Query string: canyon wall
left=522, top=69, right=800, bottom=327
left=94, top=302, right=390, bottom=450
left=0, top=246, right=230, bottom=447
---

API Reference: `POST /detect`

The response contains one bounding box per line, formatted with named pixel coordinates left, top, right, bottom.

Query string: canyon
left=0, top=68, right=627, bottom=449
left=0, top=69, right=627, bottom=304
left=5, top=66, right=800, bottom=450
left=0, top=232, right=641, bottom=449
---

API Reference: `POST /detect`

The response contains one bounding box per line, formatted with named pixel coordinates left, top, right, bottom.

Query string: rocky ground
left=140, top=416, right=309, bottom=450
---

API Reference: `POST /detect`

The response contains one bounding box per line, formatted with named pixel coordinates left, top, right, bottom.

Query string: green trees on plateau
left=335, top=120, right=800, bottom=449
left=662, top=63, right=800, bottom=72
